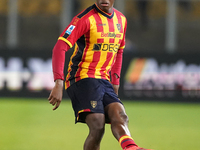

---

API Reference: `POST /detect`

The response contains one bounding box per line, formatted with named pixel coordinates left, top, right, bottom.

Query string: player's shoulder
left=114, top=8, right=126, bottom=19
left=70, top=4, right=96, bottom=26
left=76, top=4, right=96, bottom=20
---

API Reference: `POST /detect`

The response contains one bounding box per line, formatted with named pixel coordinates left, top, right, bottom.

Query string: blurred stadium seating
left=0, top=0, right=200, bottom=52
left=0, top=0, right=200, bottom=100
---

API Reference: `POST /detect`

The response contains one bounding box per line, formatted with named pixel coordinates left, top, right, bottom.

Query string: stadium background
left=1, top=0, right=200, bottom=101
left=0, top=0, right=200, bottom=150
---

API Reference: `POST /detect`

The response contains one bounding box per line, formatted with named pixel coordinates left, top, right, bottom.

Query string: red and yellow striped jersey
left=58, top=3, right=127, bottom=89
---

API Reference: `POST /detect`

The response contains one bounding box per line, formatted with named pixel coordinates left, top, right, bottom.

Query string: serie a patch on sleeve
left=66, top=25, right=76, bottom=35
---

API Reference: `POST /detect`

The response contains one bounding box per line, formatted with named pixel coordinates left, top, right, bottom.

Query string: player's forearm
left=54, top=79, right=64, bottom=87
left=112, top=83, right=120, bottom=95
left=111, top=48, right=123, bottom=85
left=52, top=40, right=70, bottom=81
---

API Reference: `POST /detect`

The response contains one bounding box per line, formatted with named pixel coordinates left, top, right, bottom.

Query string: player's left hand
left=48, top=79, right=63, bottom=110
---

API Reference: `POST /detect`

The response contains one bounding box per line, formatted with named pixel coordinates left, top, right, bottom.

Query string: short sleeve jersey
left=58, top=3, right=127, bottom=89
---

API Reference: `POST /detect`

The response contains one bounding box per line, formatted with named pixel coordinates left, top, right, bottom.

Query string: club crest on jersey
left=91, top=101, right=97, bottom=108
left=66, top=25, right=75, bottom=35
left=116, top=24, right=121, bottom=32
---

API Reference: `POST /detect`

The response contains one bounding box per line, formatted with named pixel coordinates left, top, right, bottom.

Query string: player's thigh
left=66, top=78, right=105, bottom=123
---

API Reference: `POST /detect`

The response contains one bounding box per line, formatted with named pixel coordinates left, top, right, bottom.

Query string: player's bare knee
left=119, top=112, right=129, bottom=124
left=89, top=122, right=105, bottom=137
left=90, top=121, right=105, bottom=132
left=111, top=111, right=129, bottom=125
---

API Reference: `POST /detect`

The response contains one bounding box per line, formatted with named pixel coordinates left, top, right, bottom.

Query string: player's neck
left=95, top=3, right=113, bottom=14
left=106, top=8, right=113, bottom=14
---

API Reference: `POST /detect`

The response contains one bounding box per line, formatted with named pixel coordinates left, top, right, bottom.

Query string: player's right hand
left=48, top=79, right=64, bottom=110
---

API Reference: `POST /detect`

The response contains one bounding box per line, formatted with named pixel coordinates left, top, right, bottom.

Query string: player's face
left=96, top=0, right=115, bottom=13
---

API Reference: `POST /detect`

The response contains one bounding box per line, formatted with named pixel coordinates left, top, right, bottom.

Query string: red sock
left=119, top=135, right=138, bottom=149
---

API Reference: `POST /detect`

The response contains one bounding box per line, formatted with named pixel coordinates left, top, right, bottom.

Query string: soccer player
left=48, top=0, right=152, bottom=150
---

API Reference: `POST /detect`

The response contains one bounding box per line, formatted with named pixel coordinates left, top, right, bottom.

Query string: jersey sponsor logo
left=93, top=43, right=120, bottom=52
left=65, top=25, right=76, bottom=35
left=90, top=101, right=97, bottom=108
left=93, top=44, right=102, bottom=51
left=101, top=32, right=121, bottom=38
left=98, top=23, right=106, bottom=26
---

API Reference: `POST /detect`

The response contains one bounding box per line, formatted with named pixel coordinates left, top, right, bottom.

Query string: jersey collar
left=94, top=3, right=114, bottom=19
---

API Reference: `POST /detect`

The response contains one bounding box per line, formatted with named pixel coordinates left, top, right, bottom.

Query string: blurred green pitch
left=0, top=98, right=200, bottom=150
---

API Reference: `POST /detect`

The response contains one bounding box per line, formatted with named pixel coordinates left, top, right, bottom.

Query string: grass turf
left=0, top=98, right=199, bottom=150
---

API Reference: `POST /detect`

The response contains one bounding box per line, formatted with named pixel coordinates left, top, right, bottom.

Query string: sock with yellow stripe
left=119, top=135, right=137, bottom=149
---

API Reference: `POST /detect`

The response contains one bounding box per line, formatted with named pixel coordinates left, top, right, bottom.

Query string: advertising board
left=121, top=53, right=200, bottom=102
left=0, top=49, right=200, bottom=102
